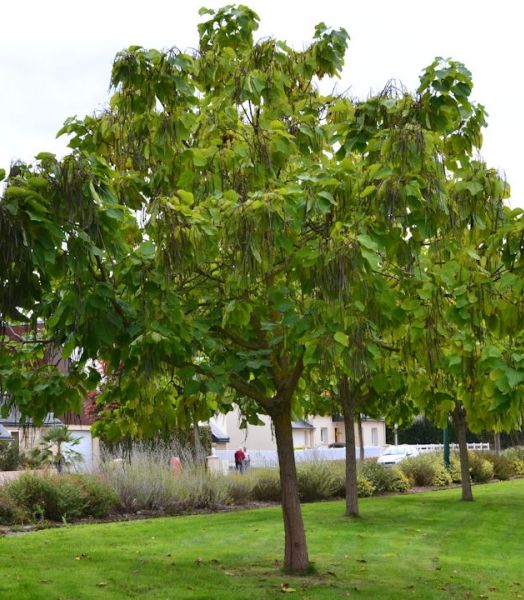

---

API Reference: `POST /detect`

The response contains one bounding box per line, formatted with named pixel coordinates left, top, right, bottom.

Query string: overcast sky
left=1, top=0, right=522, bottom=206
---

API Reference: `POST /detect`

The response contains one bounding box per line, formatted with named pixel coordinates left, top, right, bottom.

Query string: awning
left=0, top=423, right=12, bottom=441
left=209, top=421, right=230, bottom=443
left=291, top=419, right=314, bottom=430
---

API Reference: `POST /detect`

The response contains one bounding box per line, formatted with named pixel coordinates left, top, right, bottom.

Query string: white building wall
left=211, top=407, right=386, bottom=454
left=212, top=410, right=276, bottom=451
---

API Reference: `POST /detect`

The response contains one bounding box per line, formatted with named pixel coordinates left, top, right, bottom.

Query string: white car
left=377, top=444, right=419, bottom=466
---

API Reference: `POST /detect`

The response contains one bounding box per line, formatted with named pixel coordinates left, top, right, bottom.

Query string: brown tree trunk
left=271, top=404, right=310, bottom=573
left=453, top=405, right=473, bottom=501
left=340, top=375, right=359, bottom=517
left=494, top=432, right=501, bottom=455
left=357, top=413, right=365, bottom=461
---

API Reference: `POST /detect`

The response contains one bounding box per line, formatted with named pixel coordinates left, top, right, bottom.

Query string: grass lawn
left=1, top=479, right=523, bottom=599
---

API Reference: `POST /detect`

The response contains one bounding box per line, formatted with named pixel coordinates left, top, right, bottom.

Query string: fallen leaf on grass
left=97, top=582, right=108, bottom=588
left=281, top=583, right=296, bottom=593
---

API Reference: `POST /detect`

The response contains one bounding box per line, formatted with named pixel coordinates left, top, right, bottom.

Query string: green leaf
left=357, top=234, right=379, bottom=251
left=334, top=331, right=349, bottom=347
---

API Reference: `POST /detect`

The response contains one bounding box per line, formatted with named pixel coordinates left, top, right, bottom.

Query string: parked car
left=377, top=444, right=419, bottom=466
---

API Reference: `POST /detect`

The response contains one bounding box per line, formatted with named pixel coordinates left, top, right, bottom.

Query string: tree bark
left=494, top=432, right=501, bottom=455
left=453, top=405, right=473, bottom=501
left=271, top=404, right=310, bottom=573
left=357, top=413, right=365, bottom=461
left=339, top=375, right=359, bottom=517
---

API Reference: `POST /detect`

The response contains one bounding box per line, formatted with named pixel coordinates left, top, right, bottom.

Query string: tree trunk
left=339, top=375, right=359, bottom=517
left=357, top=414, right=365, bottom=461
left=493, top=432, right=501, bottom=455
left=271, top=404, right=310, bottom=573
left=453, top=405, right=473, bottom=501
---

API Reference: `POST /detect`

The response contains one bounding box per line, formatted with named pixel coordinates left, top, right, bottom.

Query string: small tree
left=40, top=425, right=83, bottom=473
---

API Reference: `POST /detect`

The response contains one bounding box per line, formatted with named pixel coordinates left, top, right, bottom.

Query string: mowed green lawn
left=1, top=479, right=523, bottom=600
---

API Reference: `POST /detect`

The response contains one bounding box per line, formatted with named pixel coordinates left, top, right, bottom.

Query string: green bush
left=468, top=453, right=494, bottom=483
left=482, top=452, right=513, bottom=480
left=387, top=468, right=411, bottom=492
left=0, top=441, right=20, bottom=471
left=358, top=460, right=409, bottom=493
left=357, top=476, right=376, bottom=497
left=6, top=473, right=117, bottom=522
left=502, top=447, right=524, bottom=475
left=7, top=473, right=68, bottom=521
left=67, top=475, right=119, bottom=517
left=449, top=456, right=462, bottom=483
left=0, top=489, right=27, bottom=525
left=399, top=453, right=451, bottom=487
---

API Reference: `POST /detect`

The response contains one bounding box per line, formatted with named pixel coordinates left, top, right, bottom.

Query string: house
left=1, top=322, right=101, bottom=471
left=210, top=405, right=386, bottom=455
left=0, top=397, right=101, bottom=471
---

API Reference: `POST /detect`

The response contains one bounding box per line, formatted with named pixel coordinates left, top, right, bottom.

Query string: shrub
left=502, top=447, right=524, bottom=476
left=357, top=476, right=376, bottom=497
left=0, top=441, right=20, bottom=471
left=0, top=489, right=27, bottom=525
left=6, top=473, right=79, bottom=521
left=5, top=473, right=117, bottom=522
left=468, top=453, right=494, bottom=483
left=387, top=468, right=411, bottom=493
left=67, top=475, right=119, bottom=517
left=482, top=452, right=513, bottom=480
left=399, top=453, right=451, bottom=487
left=7, top=473, right=62, bottom=521
left=449, top=456, right=462, bottom=483
left=358, top=460, right=409, bottom=493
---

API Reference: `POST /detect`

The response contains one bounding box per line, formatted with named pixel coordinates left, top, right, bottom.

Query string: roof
left=0, top=423, right=12, bottom=440
left=209, top=421, right=230, bottom=443
left=291, top=419, right=314, bottom=430
left=0, top=396, right=62, bottom=427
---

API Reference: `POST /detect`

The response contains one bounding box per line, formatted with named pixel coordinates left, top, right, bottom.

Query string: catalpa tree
left=1, top=5, right=516, bottom=572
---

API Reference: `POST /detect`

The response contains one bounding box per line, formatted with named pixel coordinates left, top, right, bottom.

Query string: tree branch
left=228, top=373, right=270, bottom=405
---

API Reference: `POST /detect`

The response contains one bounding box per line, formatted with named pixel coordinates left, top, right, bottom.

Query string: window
left=371, top=427, right=378, bottom=446
left=320, top=427, right=328, bottom=444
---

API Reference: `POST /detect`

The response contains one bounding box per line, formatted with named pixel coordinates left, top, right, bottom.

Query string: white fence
left=215, top=446, right=383, bottom=469
left=215, top=442, right=490, bottom=470
left=415, top=443, right=490, bottom=453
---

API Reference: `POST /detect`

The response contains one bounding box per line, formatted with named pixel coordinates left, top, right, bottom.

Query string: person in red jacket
left=234, top=447, right=245, bottom=473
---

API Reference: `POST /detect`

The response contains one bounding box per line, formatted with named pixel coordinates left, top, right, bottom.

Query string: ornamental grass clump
left=100, top=441, right=231, bottom=513
left=297, top=461, right=344, bottom=502
left=100, top=447, right=178, bottom=512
